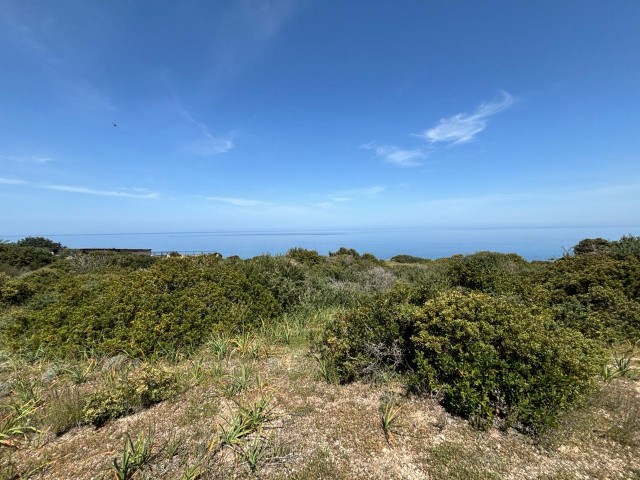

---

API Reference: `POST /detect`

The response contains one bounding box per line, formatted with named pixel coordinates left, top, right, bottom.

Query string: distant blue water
left=28, top=226, right=639, bottom=261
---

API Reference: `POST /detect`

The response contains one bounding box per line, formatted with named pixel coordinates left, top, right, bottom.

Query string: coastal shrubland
left=0, top=236, right=638, bottom=478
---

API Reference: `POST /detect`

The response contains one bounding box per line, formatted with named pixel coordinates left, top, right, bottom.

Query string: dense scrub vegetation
left=0, top=235, right=638, bottom=441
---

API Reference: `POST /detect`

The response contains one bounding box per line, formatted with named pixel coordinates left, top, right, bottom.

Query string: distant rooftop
left=72, top=248, right=152, bottom=256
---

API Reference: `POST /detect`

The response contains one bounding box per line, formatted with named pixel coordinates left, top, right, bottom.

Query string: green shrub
left=389, top=261, right=452, bottom=301
left=242, top=254, right=311, bottom=312
left=82, top=366, right=179, bottom=427
left=573, top=235, right=640, bottom=259
left=448, top=251, right=534, bottom=296
left=329, top=247, right=360, bottom=258
left=2, top=257, right=281, bottom=357
left=318, top=284, right=420, bottom=382
left=410, top=290, right=603, bottom=433
left=0, top=244, right=58, bottom=272
left=608, top=235, right=640, bottom=258
left=286, top=248, right=324, bottom=266
left=573, top=238, right=612, bottom=256
left=389, top=254, right=429, bottom=264
left=540, top=253, right=640, bottom=341
left=16, top=237, right=64, bottom=253
left=67, top=251, right=157, bottom=273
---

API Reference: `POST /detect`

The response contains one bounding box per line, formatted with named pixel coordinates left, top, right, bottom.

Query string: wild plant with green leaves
left=209, top=396, right=275, bottom=454
left=221, top=365, right=253, bottom=397
left=0, top=400, right=40, bottom=447
left=111, top=430, right=154, bottom=480
left=208, top=334, right=230, bottom=360
left=239, top=436, right=269, bottom=472
left=380, top=394, right=403, bottom=446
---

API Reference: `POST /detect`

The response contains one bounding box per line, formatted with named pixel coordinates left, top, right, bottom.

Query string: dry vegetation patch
left=2, top=340, right=640, bottom=479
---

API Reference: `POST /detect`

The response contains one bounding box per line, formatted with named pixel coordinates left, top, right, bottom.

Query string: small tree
left=16, top=237, right=64, bottom=253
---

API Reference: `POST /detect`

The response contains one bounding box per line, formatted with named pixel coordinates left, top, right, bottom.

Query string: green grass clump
left=111, top=430, right=155, bottom=480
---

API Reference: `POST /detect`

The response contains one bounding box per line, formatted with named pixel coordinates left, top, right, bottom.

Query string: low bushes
left=2, top=256, right=281, bottom=357
left=410, top=291, right=602, bottom=433
left=321, top=289, right=603, bottom=434
left=540, top=253, right=640, bottom=341
left=82, top=365, right=179, bottom=427
left=319, top=286, right=418, bottom=382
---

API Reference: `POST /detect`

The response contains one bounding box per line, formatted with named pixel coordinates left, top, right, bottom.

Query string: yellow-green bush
left=320, top=288, right=603, bottom=434
left=318, top=284, right=420, bottom=382
left=540, top=253, right=640, bottom=341
left=2, top=256, right=281, bottom=357
left=410, top=291, right=603, bottom=433
left=82, top=366, right=179, bottom=427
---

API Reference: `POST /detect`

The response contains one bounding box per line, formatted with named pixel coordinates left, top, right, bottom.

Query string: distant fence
left=151, top=251, right=223, bottom=257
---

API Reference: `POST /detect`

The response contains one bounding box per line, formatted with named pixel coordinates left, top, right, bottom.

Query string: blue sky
left=1, top=0, right=639, bottom=237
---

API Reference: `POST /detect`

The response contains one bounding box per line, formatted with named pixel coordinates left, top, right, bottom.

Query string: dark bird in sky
left=112, top=122, right=117, bottom=127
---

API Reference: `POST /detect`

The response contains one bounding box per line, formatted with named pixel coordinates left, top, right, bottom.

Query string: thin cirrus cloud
left=185, top=136, right=234, bottom=156
left=0, top=176, right=159, bottom=199
left=44, top=184, right=159, bottom=199
left=0, top=155, right=53, bottom=164
left=178, top=106, right=234, bottom=157
left=0, top=176, right=28, bottom=185
left=205, top=196, right=270, bottom=208
left=417, top=91, right=514, bottom=145
left=327, top=185, right=387, bottom=203
left=360, top=143, right=426, bottom=167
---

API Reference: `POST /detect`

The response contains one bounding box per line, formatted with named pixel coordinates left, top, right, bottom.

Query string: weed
left=314, top=354, right=336, bottom=384
left=602, top=341, right=639, bottom=381
left=0, top=400, right=40, bottom=447
left=232, top=332, right=264, bottom=358
left=601, top=362, right=620, bottom=382
left=221, top=365, right=252, bottom=397
left=380, top=394, right=403, bottom=446
left=188, top=358, right=206, bottom=385
left=111, top=430, right=155, bottom=480
left=232, top=332, right=254, bottom=357
left=180, top=463, right=204, bottom=480
left=13, top=377, right=43, bottom=405
left=240, top=435, right=269, bottom=472
left=613, top=354, right=634, bottom=377
left=210, top=396, right=275, bottom=454
left=165, top=431, right=186, bottom=458
left=280, top=318, right=294, bottom=345
left=59, top=358, right=96, bottom=384
left=208, top=334, right=230, bottom=361
left=45, top=385, right=84, bottom=436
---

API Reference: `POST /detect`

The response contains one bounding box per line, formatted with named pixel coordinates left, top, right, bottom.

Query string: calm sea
left=34, top=226, right=639, bottom=261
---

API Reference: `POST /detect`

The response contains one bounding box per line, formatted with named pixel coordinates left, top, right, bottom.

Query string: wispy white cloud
left=205, top=196, right=269, bottom=207
left=0, top=4, right=50, bottom=54
left=204, top=185, right=385, bottom=212
left=0, top=155, right=53, bottom=164
left=360, top=143, right=426, bottom=167
left=185, top=136, right=234, bottom=156
left=206, top=0, right=303, bottom=82
left=0, top=175, right=159, bottom=199
left=178, top=107, right=234, bottom=156
left=340, top=185, right=387, bottom=196
left=417, top=91, right=514, bottom=145
left=325, top=185, right=387, bottom=203
left=44, top=184, right=159, bottom=199
left=239, top=0, right=301, bottom=39
left=0, top=176, right=28, bottom=185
